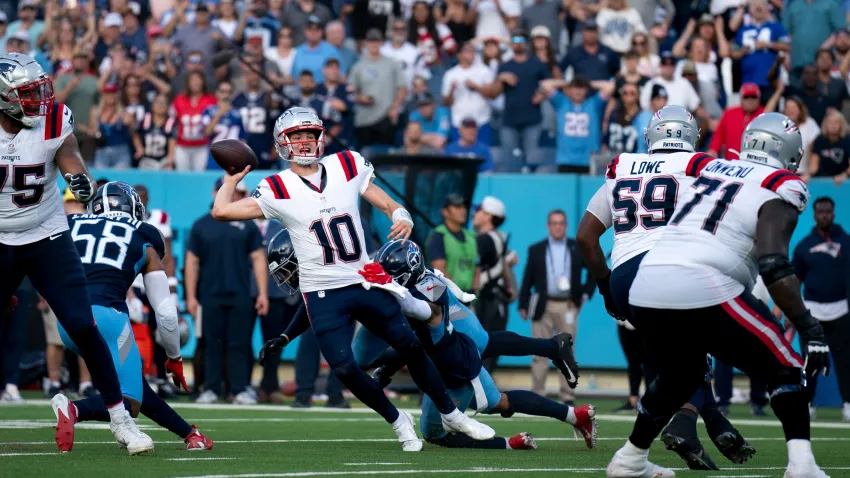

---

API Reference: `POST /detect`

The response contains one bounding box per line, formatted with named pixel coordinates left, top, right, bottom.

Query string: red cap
left=740, top=83, right=760, bottom=98
left=102, top=83, right=119, bottom=93
left=147, top=25, right=164, bottom=38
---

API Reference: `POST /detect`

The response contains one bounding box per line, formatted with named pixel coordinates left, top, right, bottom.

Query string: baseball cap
left=680, top=60, right=697, bottom=75
left=10, top=31, right=30, bottom=43
left=530, top=25, right=551, bottom=39
left=307, top=14, right=323, bottom=27
left=195, top=2, right=211, bottom=12
left=214, top=178, right=248, bottom=192
left=0, top=11, right=8, bottom=23
left=740, top=82, right=761, bottom=98
left=460, top=117, right=477, bottom=128
left=697, top=13, right=714, bottom=25
left=475, top=196, right=505, bottom=218
left=102, top=82, right=119, bottom=93
left=651, top=84, right=668, bottom=100
left=18, top=0, right=37, bottom=9
left=414, top=92, right=435, bottom=107
left=510, top=29, right=528, bottom=43
left=104, top=12, right=123, bottom=28
left=147, top=25, right=164, bottom=38
left=660, top=52, right=676, bottom=66
left=365, top=28, right=383, bottom=41
left=583, top=20, right=599, bottom=30
left=187, top=54, right=204, bottom=64
left=443, top=193, right=466, bottom=208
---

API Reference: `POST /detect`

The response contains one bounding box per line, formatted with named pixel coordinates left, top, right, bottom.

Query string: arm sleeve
left=282, top=303, right=310, bottom=341
left=144, top=270, right=181, bottom=359
left=399, top=289, right=433, bottom=321
left=60, top=104, right=75, bottom=142
left=586, top=184, right=613, bottom=228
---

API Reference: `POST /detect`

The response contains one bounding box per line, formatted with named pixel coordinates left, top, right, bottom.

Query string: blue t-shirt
left=443, top=141, right=494, bottom=172
left=497, top=57, right=551, bottom=128
left=559, top=45, right=620, bottom=82
left=242, top=14, right=282, bottom=49
left=409, top=107, right=451, bottom=139
left=604, top=109, right=652, bottom=155
left=551, top=91, right=605, bottom=166
left=232, top=92, right=277, bottom=167
left=291, top=41, right=342, bottom=83
left=203, top=105, right=247, bottom=170
left=735, top=22, right=789, bottom=86
left=312, top=83, right=356, bottom=148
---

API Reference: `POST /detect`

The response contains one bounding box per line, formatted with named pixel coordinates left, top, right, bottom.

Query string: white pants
left=174, top=145, right=209, bottom=171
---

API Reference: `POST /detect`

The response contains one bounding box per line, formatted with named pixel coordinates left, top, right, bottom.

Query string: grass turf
left=1, top=397, right=849, bottom=477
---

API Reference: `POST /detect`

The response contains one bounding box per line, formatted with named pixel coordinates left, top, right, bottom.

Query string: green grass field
left=1, top=398, right=849, bottom=477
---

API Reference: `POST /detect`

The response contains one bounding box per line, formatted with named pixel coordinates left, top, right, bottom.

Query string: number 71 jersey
left=252, top=151, right=375, bottom=293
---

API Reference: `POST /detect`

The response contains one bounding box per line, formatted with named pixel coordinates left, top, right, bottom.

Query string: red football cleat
left=51, top=393, right=77, bottom=453
left=508, top=432, right=538, bottom=450
left=573, top=404, right=598, bottom=449
left=185, top=425, right=214, bottom=450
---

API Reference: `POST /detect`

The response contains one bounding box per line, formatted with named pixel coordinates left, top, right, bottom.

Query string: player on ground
left=606, top=113, right=831, bottom=477
left=209, top=106, right=494, bottom=451
left=577, top=105, right=754, bottom=471
left=0, top=52, right=148, bottom=453
left=51, top=182, right=213, bottom=454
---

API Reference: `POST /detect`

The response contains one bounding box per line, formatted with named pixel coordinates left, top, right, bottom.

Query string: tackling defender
left=576, top=105, right=754, bottom=471
left=209, top=106, right=493, bottom=451
left=607, top=113, right=831, bottom=477
left=0, top=52, right=145, bottom=452
left=52, top=182, right=213, bottom=453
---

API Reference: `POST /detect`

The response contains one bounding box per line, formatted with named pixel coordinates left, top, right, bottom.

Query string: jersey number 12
left=309, top=214, right=363, bottom=265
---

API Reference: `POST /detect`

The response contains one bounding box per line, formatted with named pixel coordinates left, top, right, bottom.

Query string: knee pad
left=769, top=368, right=804, bottom=399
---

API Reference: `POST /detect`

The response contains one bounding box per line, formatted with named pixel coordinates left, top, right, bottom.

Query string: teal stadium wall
left=77, top=170, right=850, bottom=370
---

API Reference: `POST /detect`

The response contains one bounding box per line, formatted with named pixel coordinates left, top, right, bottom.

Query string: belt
left=548, top=296, right=572, bottom=302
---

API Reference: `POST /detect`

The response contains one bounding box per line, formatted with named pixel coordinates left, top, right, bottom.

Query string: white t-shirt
left=212, top=18, right=239, bottom=39
left=475, top=0, right=521, bottom=39
left=595, top=7, right=647, bottom=54
left=441, top=61, right=496, bottom=127
left=675, top=60, right=719, bottom=85
left=640, top=76, right=701, bottom=112
left=381, top=41, right=431, bottom=90
left=796, top=116, right=821, bottom=174
left=264, top=47, right=297, bottom=78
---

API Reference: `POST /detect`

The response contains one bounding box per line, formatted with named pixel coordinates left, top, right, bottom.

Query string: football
left=210, top=139, right=258, bottom=174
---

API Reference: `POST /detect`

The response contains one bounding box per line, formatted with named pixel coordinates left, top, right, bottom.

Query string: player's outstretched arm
left=362, top=182, right=413, bottom=242
left=56, top=134, right=96, bottom=203
left=576, top=211, right=611, bottom=281
left=212, top=166, right=264, bottom=221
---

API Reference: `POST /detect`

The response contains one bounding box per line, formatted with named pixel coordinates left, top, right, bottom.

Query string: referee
left=788, top=197, right=850, bottom=420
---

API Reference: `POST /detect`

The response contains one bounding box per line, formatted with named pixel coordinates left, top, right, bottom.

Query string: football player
left=0, top=53, right=146, bottom=452
left=606, top=113, right=831, bottom=477
left=577, top=105, right=754, bottom=471
left=210, top=106, right=494, bottom=451
left=51, top=182, right=213, bottom=454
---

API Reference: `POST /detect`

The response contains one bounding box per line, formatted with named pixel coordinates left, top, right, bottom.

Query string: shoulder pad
left=331, top=150, right=372, bottom=182
left=44, top=103, right=74, bottom=141
left=761, top=171, right=809, bottom=213
left=685, top=153, right=715, bottom=177
left=413, top=273, right=447, bottom=303
left=256, top=174, right=290, bottom=200
left=140, top=222, right=167, bottom=259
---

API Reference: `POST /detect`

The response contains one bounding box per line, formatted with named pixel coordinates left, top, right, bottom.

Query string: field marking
left=167, top=458, right=239, bottom=461
left=0, top=452, right=54, bottom=457
left=342, top=463, right=411, bottom=466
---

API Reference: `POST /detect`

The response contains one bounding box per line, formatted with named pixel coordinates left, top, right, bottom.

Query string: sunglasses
left=511, top=36, right=527, bottom=44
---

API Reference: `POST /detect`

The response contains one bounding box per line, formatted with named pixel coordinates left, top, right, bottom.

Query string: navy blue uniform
left=232, top=92, right=278, bottom=168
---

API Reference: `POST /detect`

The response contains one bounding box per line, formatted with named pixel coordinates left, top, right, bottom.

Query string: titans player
left=51, top=182, right=213, bottom=453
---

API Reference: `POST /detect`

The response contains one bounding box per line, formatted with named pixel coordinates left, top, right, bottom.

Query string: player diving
left=209, top=106, right=494, bottom=451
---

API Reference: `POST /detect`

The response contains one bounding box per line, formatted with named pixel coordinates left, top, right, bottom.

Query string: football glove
left=165, top=357, right=189, bottom=391
left=597, top=272, right=625, bottom=322
left=795, top=312, right=831, bottom=378
left=260, top=334, right=290, bottom=365
left=371, top=366, right=393, bottom=388
left=64, top=173, right=96, bottom=203
left=359, top=262, right=407, bottom=301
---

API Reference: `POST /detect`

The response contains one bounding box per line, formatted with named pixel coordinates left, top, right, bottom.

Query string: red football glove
left=165, top=358, right=189, bottom=391
left=358, top=262, right=392, bottom=285
left=8, top=295, right=18, bottom=313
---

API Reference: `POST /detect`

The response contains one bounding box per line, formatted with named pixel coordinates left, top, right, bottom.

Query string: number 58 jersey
left=587, top=151, right=713, bottom=269
left=252, top=151, right=375, bottom=293
left=630, top=159, right=809, bottom=309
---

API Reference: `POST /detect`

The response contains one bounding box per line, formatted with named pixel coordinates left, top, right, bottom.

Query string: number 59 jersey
left=252, top=151, right=375, bottom=293
left=587, top=151, right=714, bottom=269
left=630, top=159, right=809, bottom=309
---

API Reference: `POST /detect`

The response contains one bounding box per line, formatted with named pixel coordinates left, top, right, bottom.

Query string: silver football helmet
left=739, top=112, right=803, bottom=171
left=0, top=53, right=54, bottom=128
left=644, top=105, right=700, bottom=153
left=273, top=106, right=326, bottom=165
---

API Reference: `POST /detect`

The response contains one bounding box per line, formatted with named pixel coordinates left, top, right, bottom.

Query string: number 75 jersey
left=252, top=151, right=375, bottom=293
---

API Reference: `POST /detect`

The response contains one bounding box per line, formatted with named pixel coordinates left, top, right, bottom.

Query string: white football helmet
left=0, top=53, right=54, bottom=128
left=273, top=106, right=326, bottom=165
left=739, top=112, right=803, bottom=171
left=644, top=105, right=700, bottom=153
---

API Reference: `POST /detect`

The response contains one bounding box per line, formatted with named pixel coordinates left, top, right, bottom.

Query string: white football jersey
left=145, top=209, right=173, bottom=240
left=252, top=151, right=375, bottom=293
left=586, top=151, right=715, bottom=269
left=630, top=159, right=809, bottom=309
left=0, top=104, right=75, bottom=245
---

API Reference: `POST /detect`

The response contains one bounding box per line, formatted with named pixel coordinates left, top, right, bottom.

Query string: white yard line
left=0, top=452, right=55, bottom=457
left=342, top=463, right=411, bottom=466
left=167, top=458, right=239, bottom=461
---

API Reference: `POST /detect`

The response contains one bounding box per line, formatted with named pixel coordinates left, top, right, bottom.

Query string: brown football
left=210, top=140, right=258, bottom=174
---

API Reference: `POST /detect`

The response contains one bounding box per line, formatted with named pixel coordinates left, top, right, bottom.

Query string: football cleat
left=661, top=430, right=719, bottom=470
left=185, top=425, right=214, bottom=451
left=785, top=463, right=830, bottom=478
left=713, top=430, right=756, bottom=464
left=110, top=411, right=154, bottom=455
left=392, top=411, right=423, bottom=452
left=554, top=333, right=579, bottom=388
left=572, top=404, right=598, bottom=449
left=441, top=410, right=496, bottom=440
left=508, top=432, right=538, bottom=450
left=607, top=442, right=676, bottom=478
left=51, top=393, right=77, bottom=453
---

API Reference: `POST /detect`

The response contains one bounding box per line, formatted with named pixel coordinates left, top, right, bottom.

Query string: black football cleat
left=661, top=430, right=720, bottom=471
left=713, top=430, right=757, bottom=464
left=553, top=333, right=579, bottom=388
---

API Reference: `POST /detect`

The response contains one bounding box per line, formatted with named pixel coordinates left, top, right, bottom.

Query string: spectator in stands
left=444, top=117, right=496, bottom=172
left=595, top=0, right=646, bottom=54
left=349, top=28, right=407, bottom=147
left=212, top=0, right=240, bottom=39
left=442, top=42, right=495, bottom=145
left=90, top=83, right=134, bottom=169
left=314, top=58, right=355, bottom=154
left=628, top=32, right=658, bottom=78
left=7, top=0, right=44, bottom=46
left=281, top=0, right=333, bottom=47
left=391, top=121, right=442, bottom=155
left=731, top=0, right=789, bottom=97
left=264, top=27, right=297, bottom=92
left=233, top=0, right=282, bottom=50
left=6, top=32, right=50, bottom=74
left=172, top=71, right=217, bottom=171
left=295, top=71, right=319, bottom=107
left=487, top=29, right=550, bottom=171
left=121, top=5, right=148, bottom=57
left=708, top=83, right=764, bottom=159
left=408, top=92, right=450, bottom=151
left=291, top=16, right=342, bottom=84
left=409, top=0, right=457, bottom=72
left=541, top=76, right=613, bottom=174
left=603, top=82, right=652, bottom=156
left=0, top=12, right=8, bottom=55
left=203, top=81, right=247, bottom=166
left=763, top=92, right=820, bottom=176
left=325, top=21, right=358, bottom=76
left=804, top=111, right=850, bottom=184
left=679, top=60, right=722, bottom=134
left=54, top=50, right=99, bottom=161
left=46, top=17, right=95, bottom=76
left=783, top=0, right=845, bottom=82
left=782, top=64, right=830, bottom=125
left=436, top=0, right=476, bottom=49
left=350, top=0, right=401, bottom=45
left=187, top=179, right=268, bottom=405
left=133, top=94, right=177, bottom=170
left=530, top=26, right=561, bottom=78
left=520, top=0, right=563, bottom=54
left=633, top=0, right=673, bottom=48
left=815, top=49, right=850, bottom=112
left=560, top=21, right=620, bottom=82
left=427, top=193, right=479, bottom=293
left=164, top=2, right=225, bottom=74
left=606, top=49, right=650, bottom=128
left=676, top=37, right=719, bottom=87
left=672, top=14, right=729, bottom=66
left=565, top=0, right=603, bottom=43
left=649, top=83, right=668, bottom=113
left=475, top=0, right=521, bottom=40
left=640, top=53, right=700, bottom=113
left=382, top=19, right=430, bottom=91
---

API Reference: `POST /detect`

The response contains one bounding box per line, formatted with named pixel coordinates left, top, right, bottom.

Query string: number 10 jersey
left=252, top=151, right=374, bottom=293
left=630, top=159, right=809, bottom=309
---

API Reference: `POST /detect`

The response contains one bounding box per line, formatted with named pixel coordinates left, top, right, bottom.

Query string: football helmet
left=375, top=239, right=426, bottom=288
left=739, top=112, right=803, bottom=171
left=273, top=106, right=325, bottom=165
left=644, top=105, right=700, bottom=153
left=88, top=182, right=145, bottom=221
left=0, top=53, right=55, bottom=128
left=268, top=229, right=299, bottom=294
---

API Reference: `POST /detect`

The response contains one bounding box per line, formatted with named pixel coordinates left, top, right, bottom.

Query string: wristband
left=167, top=277, right=179, bottom=288
left=392, top=208, right=413, bottom=226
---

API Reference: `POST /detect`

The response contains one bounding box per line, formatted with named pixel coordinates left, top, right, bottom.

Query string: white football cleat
left=110, top=411, right=154, bottom=455
left=392, top=411, right=423, bottom=452
left=842, top=402, right=850, bottom=421
left=233, top=390, right=257, bottom=405
left=785, top=463, right=830, bottom=478
left=607, top=441, right=675, bottom=478
left=441, top=410, right=495, bottom=440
